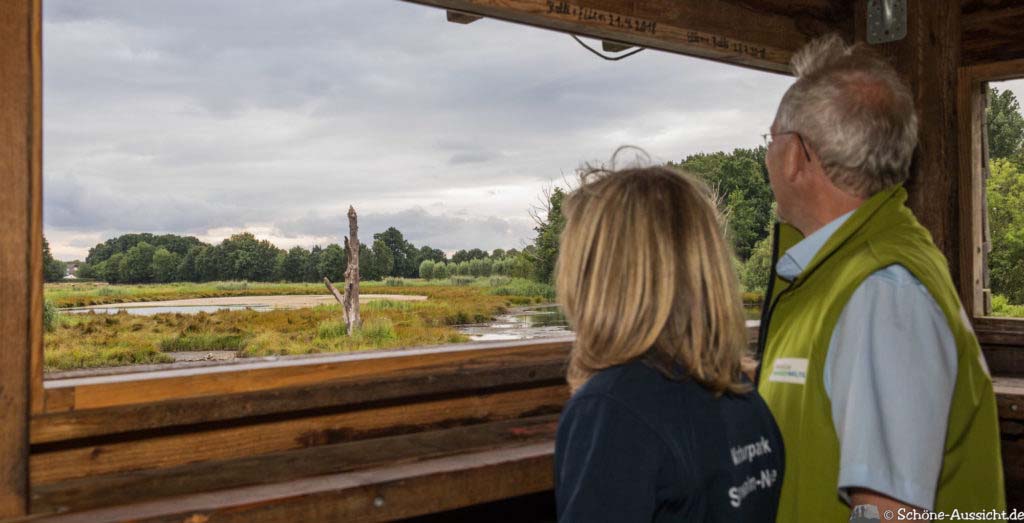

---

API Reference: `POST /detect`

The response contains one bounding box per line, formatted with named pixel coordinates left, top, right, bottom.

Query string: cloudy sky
left=43, top=1, right=810, bottom=259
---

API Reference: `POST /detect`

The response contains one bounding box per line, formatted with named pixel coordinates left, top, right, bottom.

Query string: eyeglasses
left=762, top=131, right=812, bottom=162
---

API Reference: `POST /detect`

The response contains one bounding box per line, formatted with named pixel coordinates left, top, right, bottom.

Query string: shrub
left=97, top=286, right=127, bottom=297
left=419, top=260, right=435, bottom=280
left=489, top=279, right=555, bottom=301
left=316, top=320, right=348, bottom=340
left=451, top=276, right=474, bottom=286
left=357, top=318, right=396, bottom=344
left=363, top=299, right=414, bottom=312
left=992, top=294, right=1024, bottom=318
left=385, top=277, right=405, bottom=286
left=488, top=276, right=512, bottom=287
left=43, top=300, right=60, bottom=333
left=158, top=333, right=247, bottom=351
left=215, top=281, right=250, bottom=290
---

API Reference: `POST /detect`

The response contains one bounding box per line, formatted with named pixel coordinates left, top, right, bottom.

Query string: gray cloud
left=41, top=0, right=791, bottom=259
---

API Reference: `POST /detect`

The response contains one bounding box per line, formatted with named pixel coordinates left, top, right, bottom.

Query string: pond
left=65, top=304, right=274, bottom=315
left=458, top=304, right=761, bottom=342
left=457, top=305, right=570, bottom=342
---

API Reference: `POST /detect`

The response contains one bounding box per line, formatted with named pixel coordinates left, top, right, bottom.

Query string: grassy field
left=44, top=277, right=555, bottom=372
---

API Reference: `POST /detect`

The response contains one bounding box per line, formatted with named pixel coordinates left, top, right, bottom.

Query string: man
left=756, top=34, right=1005, bottom=521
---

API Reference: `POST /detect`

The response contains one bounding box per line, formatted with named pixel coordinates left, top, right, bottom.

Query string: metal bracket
left=866, top=0, right=907, bottom=44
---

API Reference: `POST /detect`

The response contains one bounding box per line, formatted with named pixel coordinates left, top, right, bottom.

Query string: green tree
left=86, top=233, right=205, bottom=266
left=672, top=148, right=774, bottom=260
left=101, top=253, right=124, bottom=283
left=194, top=246, right=220, bottom=282
left=452, top=249, right=488, bottom=264
left=219, top=233, right=279, bottom=281
left=305, top=245, right=323, bottom=282
left=741, top=232, right=774, bottom=292
left=121, top=242, right=157, bottom=283
left=419, top=259, right=435, bottom=280
left=433, top=262, right=450, bottom=280
left=42, top=236, right=67, bottom=282
left=416, top=245, right=446, bottom=265
left=282, top=246, right=311, bottom=282
left=362, top=240, right=394, bottom=281
left=987, top=87, right=1024, bottom=161
left=75, top=262, right=98, bottom=280
left=150, top=248, right=181, bottom=283
left=373, top=227, right=418, bottom=278
left=176, top=246, right=201, bottom=282
left=531, top=187, right=566, bottom=283
left=318, top=244, right=347, bottom=282
left=987, top=158, right=1024, bottom=304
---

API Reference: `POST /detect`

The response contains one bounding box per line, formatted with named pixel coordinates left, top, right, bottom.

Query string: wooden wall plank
left=30, top=385, right=568, bottom=484
left=41, top=338, right=572, bottom=412
left=27, top=0, right=43, bottom=418
left=31, top=415, right=559, bottom=514
left=0, top=0, right=39, bottom=518
left=962, top=0, right=1024, bottom=67
left=402, top=0, right=852, bottom=73
left=957, top=67, right=986, bottom=317
left=19, top=443, right=555, bottom=523
left=31, top=360, right=566, bottom=444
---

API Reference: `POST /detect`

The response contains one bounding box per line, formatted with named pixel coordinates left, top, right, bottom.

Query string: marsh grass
left=43, top=281, right=556, bottom=371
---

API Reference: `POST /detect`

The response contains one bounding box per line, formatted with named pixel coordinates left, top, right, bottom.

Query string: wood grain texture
left=956, top=67, right=986, bottom=317
left=403, top=0, right=853, bottom=73
left=30, top=384, right=568, bottom=484
left=31, top=360, right=567, bottom=444
left=41, top=338, right=572, bottom=412
left=0, top=0, right=38, bottom=517
left=856, top=0, right=964, bottom=294
left=31, top=415, right=559, bottom=514
left=962, top=0, right=1024, bottom=66
left=20, top=443, right=555, bottom=523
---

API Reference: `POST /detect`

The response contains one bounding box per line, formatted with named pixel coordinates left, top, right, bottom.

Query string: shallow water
left=65, top=304, right=273, bottom=315
left=458, top=305, right=570, bottom=342
left=459, top=304, right=761, bottom=342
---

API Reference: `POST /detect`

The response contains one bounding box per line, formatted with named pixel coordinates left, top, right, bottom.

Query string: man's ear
left=782, top=137, right=805, bottom=184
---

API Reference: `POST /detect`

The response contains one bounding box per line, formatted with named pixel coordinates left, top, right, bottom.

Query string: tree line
left=56, top=229, right=544, bottom=284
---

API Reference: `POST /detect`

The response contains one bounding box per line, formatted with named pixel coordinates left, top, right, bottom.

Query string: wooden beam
left=403, top=0, right=854, bottom=73
left=447, top=9, right=482, bottom=24
left=857, top=0, right=963, bottom=290
left=41, top=338, right=572, bottom=412
left=17, top=443, right=554, bottom=523
left=0, top=0, right=40, bottom=518
left=31, top=360, right=566, bottom=444
left=30, top=384, right=568, bottom=484
left=31, top=415, right=559, bottom=514
left=962, top=0, right=1024, bottom=67
left=957, top=65, right=986, bottom=316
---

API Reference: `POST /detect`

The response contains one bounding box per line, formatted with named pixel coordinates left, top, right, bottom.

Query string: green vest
left=757, top=185, right=1005, bottom=522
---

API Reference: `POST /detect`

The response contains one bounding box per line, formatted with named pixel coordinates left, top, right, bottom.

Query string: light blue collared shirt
left=776, top=212, right=958, bottom=511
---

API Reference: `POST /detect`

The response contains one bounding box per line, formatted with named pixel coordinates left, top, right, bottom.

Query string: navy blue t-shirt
left=554, top=358, right=784, bottom=522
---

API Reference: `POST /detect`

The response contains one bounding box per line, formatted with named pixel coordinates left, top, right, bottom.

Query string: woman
left=554, top=158, right=784, bottom=522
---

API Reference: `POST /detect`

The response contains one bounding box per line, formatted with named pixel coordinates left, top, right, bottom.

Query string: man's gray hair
left=776, top=34, right=918, bottom=197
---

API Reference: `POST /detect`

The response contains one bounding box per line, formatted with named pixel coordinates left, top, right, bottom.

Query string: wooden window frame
left=3, top=0, right=840, bottom=517
left=16, top=0, right=827, bottom=418
left=958, top=58, right=1024, bottom=373
left=11, top=0, right=1024, bottom=519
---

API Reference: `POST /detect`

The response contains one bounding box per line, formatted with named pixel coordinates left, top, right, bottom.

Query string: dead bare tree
left=342, top=206, right=361, bottom=334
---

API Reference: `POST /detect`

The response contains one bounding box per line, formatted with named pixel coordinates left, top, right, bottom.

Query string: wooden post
left=342, top=206, right=361, bottom=334
left=856, top=0, right=963, bottom=291
left=0, top=0, right=41, bottom=517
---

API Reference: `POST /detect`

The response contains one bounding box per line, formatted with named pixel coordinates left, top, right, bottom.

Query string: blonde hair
left=556, top=159, right=750, bottom=395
